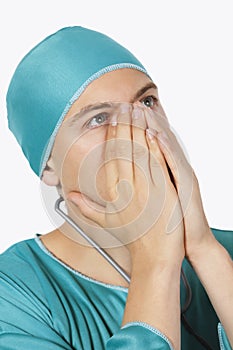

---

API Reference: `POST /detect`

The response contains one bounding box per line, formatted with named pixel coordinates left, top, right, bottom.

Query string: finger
left=115, top=104, right=133, bottom=184
left=145, top=127, right=169, bottom=189
left=145, top=128, right=185, bottom=234
left=155, top=128, right=195, bottom=231
left=145, top=106, right=171, bottom=133
left=144, top=105, right=171, bottom=164
left=105, top=117, right=119, bottom=200
left=145, top=107, right=189, bottom=181
left=143, top=108, right=167, bottom=164
left=156, top=128, right=193, bottom=188
left=67, top=191, right=105, bottom=225
left=131, top=105, right=150, bottom=182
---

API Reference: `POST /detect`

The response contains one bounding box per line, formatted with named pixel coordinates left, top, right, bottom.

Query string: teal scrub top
left=0, top=227, right=232, bottom=350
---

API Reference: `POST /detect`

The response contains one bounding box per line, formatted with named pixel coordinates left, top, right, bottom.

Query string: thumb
left=67, top=191, right=105, bottom=225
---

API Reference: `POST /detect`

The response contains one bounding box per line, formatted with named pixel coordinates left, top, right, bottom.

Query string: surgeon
left=1, top=26, right=233, bottom=350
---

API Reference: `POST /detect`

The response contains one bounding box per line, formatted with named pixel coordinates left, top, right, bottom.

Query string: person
left=1, top=26, right=232, bottom=350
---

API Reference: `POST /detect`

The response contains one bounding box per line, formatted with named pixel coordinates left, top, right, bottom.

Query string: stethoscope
left=55, top=196, right=130, bottom=283
left=55, top=196, right=214, bottom=350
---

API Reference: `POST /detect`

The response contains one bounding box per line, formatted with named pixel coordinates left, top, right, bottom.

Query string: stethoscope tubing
left=55, top=196, right=131, bottom=283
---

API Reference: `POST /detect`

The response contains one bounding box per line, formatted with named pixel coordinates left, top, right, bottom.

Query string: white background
left=0, top=0, right=232, bottom=253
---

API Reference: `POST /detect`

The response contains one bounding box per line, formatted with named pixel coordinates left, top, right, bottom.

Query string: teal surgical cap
left=6, top=26, right=149, bottom=177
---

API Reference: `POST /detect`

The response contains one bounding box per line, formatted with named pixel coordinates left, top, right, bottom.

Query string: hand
left=144, top=107, right=217, bottom=261
left=67, top=104, right=185, bottom=265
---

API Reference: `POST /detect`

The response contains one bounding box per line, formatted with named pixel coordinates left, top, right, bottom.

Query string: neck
left=40, top=224, right=132, bottom=288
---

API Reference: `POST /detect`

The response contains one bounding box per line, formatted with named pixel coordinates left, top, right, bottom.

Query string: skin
left=41, top=68, right=233, bottom=348
left=41, top=68, right=168, bottom=284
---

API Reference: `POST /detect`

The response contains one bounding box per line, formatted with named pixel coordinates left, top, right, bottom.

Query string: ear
left=41, top=158, right=60, bottom=186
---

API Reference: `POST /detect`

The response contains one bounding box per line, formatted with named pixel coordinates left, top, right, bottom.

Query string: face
left=43, top=68, right=166, bottom=207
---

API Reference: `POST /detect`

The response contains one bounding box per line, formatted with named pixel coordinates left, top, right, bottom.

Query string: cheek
left=61, top=143, right=83, bottom=192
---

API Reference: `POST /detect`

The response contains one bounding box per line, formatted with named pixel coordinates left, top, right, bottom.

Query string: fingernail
left=111, top=115, right=117, bottom=126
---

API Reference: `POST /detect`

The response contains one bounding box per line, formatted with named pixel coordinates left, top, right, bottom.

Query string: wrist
left=129, top=240, right=184, bottom=271
left=131, top=255, right=183, bottom=277
left=187, top=235, right=227, bottom=267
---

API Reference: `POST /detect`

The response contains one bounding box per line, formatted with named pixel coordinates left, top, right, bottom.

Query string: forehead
left=64, top=68, right=155, bottom=121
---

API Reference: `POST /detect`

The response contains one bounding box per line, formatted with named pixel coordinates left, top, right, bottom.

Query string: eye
left=86, top=112, right=109, bottom=129
left=141, top=95, right=158, bottom=108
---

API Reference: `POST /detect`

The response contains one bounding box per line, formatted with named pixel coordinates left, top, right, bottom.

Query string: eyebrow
left=67, top=102, right=113, bottom=126
left=130, top=82, right=158, bottom=102
left=67, top=81, right=158, bottom=126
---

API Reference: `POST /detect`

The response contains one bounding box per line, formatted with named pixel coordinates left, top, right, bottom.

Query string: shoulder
left=0, top=237, right=40, bottom=275
left=0, top=237, right=56, bottom=332
left=0, top=237, right=52, bottom=319
left=0, top=239, right=76, bottom=348
left=0, top=237, right=45, bottom=289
